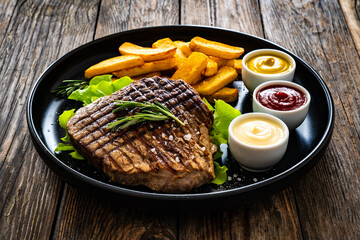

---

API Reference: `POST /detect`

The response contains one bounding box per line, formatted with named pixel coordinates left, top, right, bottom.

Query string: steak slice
left=67, top=76, right=216, bottom=193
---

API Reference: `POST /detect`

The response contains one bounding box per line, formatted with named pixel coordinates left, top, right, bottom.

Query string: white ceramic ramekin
left=228, top=113, right=289, bottom=172
left=252, top=80, right=311, bottom=130
left=241, top=49, right=296, bottom=92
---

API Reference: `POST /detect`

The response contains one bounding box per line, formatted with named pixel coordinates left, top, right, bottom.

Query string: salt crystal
left=175, top=157, right=180, bottom=162
left=162, top=133, right=166, bottom=138
left=228, top=176, right=232, bottom=181
left=169, top=135, right=173, bottom=141
left=253, top=178, right=258, bottom=182
left=184, top=134, right=191, bottom=141
left=201, top=147, right=206, bottom=151
left=196, top=131, right=200, bottom=135
left=151, top=148, right=156, bottom=153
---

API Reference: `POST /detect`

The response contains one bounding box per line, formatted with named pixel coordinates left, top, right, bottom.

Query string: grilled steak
left=67, top=76, right=216, bottom=193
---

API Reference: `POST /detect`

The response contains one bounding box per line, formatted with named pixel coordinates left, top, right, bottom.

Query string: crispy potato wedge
left=131, top=71, right=162, bottom=81
left=233, top=59, right=242, bottom=73
left=84, top=55, right=144, bottom=79
left=113, top=58, right=176, bottom=78
left=119, top=42, right=177, bottom=62
left=205, top=87, right=239, bottom=103
left=203, top=58, right=218, bottom=77
left=152, top=38, right=187, bottom=69
left=193, top=66, right=238, bottom=95
left=171, top=52, right=208, bottom=85
left=190, top=36, right=244, bottom=59
left=174, top=41, right=192, bottom=57
left=152, top=38, right=175, bottom=48
left=209, top=56, right=229, bottom=68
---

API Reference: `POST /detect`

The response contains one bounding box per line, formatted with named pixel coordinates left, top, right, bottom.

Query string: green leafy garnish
left=52, top=79, right=89, bottom=98
left=54, top=109, right=84, bottom=160
left=108, top=101, right=184, bottom=131
left=207, top=99, right=241, bottom=185
left=68, top=75, right=133, bottom=105
left=210, top=100, right=241, bottom=147
left=210, top=161, right=228, bottom=185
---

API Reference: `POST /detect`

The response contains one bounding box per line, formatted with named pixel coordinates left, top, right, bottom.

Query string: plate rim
left=26, top=25, right=335, bottom=201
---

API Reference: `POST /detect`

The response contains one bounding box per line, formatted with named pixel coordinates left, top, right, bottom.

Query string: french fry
left=173, top=41, right=192, bottom=57
left=171, top=52, right=208, bottom=85
left=189, top=36, right=244, bottom=59
left=113, top=58, right=176, bottom=78
left=152, top=38, right=175, bottom=48
left=209, top=56, right=229, bottom=68
left=204, top=87, right=239, bottom=103
left=84, top=55, right=144, bottom=79
left=203, top=58, right=218, bottom=77
left=152, top=38, right=187, bottom=69
left=131, top=71, right=162, bottom=81
left=233, top=59, right=242, bottom=73
left=119, top=42, right=177, bottom=62
left=193, top=66, right=238, bottom=95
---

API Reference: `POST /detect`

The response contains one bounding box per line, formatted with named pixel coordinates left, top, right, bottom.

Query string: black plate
left=26, top=26, right=334, bottom=210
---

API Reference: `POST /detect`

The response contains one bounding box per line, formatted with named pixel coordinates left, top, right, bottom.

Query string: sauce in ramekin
left=256, top=85, right=307, bottom=111
left=232, top=117, right=285, bottom=146
left=246, top=55, right=292, bottom=75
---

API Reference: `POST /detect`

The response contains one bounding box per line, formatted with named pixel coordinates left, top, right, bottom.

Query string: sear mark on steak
left=67, top=76, right=216, bottom=193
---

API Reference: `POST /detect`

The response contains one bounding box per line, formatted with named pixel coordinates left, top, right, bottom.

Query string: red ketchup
left=256, top=85, right=307, bottom=111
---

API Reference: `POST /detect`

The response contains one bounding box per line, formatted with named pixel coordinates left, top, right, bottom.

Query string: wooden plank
left=53, top=186, right=177, bottom=239
left=0, top=0, right=100, bottom=239
left=52, top=1, right=180, bottom=239
left=260, top=0, right=360, bottom=238
left=179, top=1, right=303, bottom=239
left=339, top=0, right=360, bottom=55
left=95, top=0, right=180, bottom=39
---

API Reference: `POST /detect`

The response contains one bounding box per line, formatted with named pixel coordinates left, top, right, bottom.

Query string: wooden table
left=1, top=0, right=359, bottom=239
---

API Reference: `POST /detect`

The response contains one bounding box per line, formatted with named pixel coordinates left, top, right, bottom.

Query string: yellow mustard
left=232, top=118, right=285, bottom=146
left=246, top=54, right=292, bottom=74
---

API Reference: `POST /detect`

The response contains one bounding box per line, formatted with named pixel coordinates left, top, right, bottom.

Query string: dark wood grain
left=0, top=0, right=100, bottom=239
left=53, top=185, right=177, bottom=240
left=260, top=0, right=360, bottom=238
left=339, top=0, right=360, bottom=54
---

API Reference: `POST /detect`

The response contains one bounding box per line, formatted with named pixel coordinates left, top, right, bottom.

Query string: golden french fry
left=205, top=87, right=239, bottom=103
left=209, top=56, right=228, bottom=68
left=173, top=41, right=192, bottom=57
left=203, top=58, right=218, bottom=77
left=233, top=59, right=242, bottom=73
left=113, top=58, right=176, bottom=78
left=152, top=38, right=175, bottom=48
left=152, top=38, right=187, bottom=69
left=131, top=71, right=162, bottom=81
left=119, top=42, right=177, bottom=62
left=171, top=52, right=208, bottom=85
left=193, top=66, right=238, bottom=95
left=190, top=36, right=244, bottom=59
left=84, top=55, right=144, bottom=79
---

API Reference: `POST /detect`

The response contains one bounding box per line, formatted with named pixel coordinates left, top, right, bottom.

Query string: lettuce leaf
left=207, top=99, right=241, bottom=185
left=68, top=75, right=133, bottom=105
left=54, top=109, right=84, bottom=160
left=210, top=161, right=228, bottom=185
left=210, top=100, right=241, bottom=147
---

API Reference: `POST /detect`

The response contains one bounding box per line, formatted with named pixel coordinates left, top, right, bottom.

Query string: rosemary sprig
left=51, top=79, right=89, bottom=98
left=108, top=101, right=184, bottom=131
